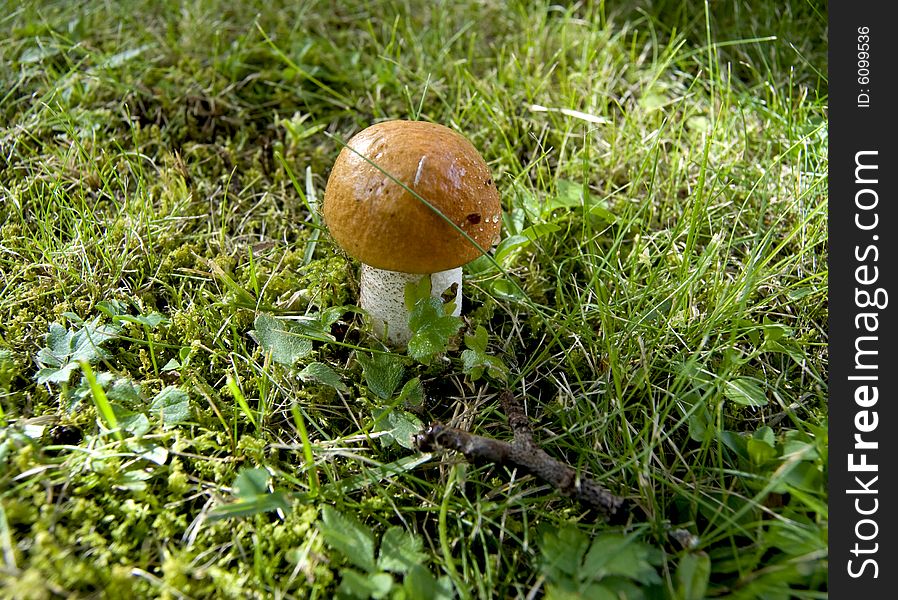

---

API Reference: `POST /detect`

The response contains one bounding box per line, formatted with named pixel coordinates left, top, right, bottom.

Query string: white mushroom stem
left=360, top=264, right=462, bottom=347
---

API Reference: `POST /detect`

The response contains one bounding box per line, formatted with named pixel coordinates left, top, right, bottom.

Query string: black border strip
left=829, top=3, right=896, bottom=594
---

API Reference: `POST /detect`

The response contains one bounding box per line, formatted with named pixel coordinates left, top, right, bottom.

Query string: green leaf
left=377, top=526, right=427, bottom=574
left=747, top=437, right=778, bottom=466
left=753, top=425, right=775, bottom=446
left=251, top=314, right=314, bottom=366
left=493, top=234, right=530, bottom=264
left=114, top=468, right=152, bottom=492
left=135, top=443, right=169, bottom=466
left=464, top=254, right=498, bottom=276
left=407, top=298, right=462, bottom=364
left=332, top=454, right=432, bottom=495
left=404, top=564, right=455, bottom=600
left=581, top=534, right=662, bottom=585
left=113, top=405, right=151, bottom=436
left=101, top=44, right=152, bottom=69
left=68, top=319, right=121, bottom=362
left=520, top=222, right=562, bottom=241
left=234, top=468, right=270, bottom=497
left=150, top=386, right=190, bottom=427
left=544, top=584, right=588, bottom=600
left=675, top=552, right=711, bottom=600
left=781, top=431, right=819, bottom=461
left=545, top=179, right=595, bottom=215
left=338, top=569, right=393, bottom=599
left=106, top=377, right=144, bottom=407
left=0, top=349, right=18, bottom=392
left=207, top=468, right=290, bottom=521
left=35, top=318, right=121, bottom=384
left=36, top=363, right=80, bottom=385
left=681, top=392, right=712, bottom=443
left=723, top=377, right=768, bottom=407
left=319, top=506, right=377, bottom=572
left=396, top=377, right=424, bottom=407
left=761, top=318, right=792, bottom=343
left=489, top=279, right=526, bottom=302
left=161, top=358, right=181, bottom=372
left=403, top=276, right=433, bottom=312
left=762, top=338, right=807, bottom=367
left=207, top=492, right=290, bottom=521
left=512, top=187, right=541, bottom=227
left=19, top=42, right=62, bottom=64
left=540, top=526, right=590, bottom=580
left=461, top=326, right=508, bottom=381
left=718, top=430, right=750, bottom=462
left=80, top=360, right=121, bottom=440
left=206, top=258, right=257, bottom=307
left=373, top=408, right=424, bottom=450
left=787, top=287, right=816, bottom=301
left=116, top=312, right=167, bottom=329
left=312, top=306, right=345, bottom=338
left=357, top=353, right=406, bottom=400
left=780, top=460, right=825, bottom=494
left=588, top=578, right=647, bottom=600
left=587, top=202, right=617, bottom=224
left=465, top=325, right=488, bottom=352
left=298, top=361, right=348, bottom=392
left=96, top=299, right=129, bottom=318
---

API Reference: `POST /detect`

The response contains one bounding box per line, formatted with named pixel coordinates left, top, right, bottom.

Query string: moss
left=0, top=348, right=19, bottom=392
left=160, top=550, right=191, bottom=595
left=236, top=434, right=267, bottom=462
left=256, top=252, right=356, bottom=311
left=106, top=565, right=147, bottom=599
left=27, top=527, right=110, bottom=593
left=166, top=309, right=209, bottom=346
left=4, top=306, right=49, bottom=356
left=136, top=348, right=156, bottom=380
left=150, top=509, right=188, bottom=543
left=1, top=568, right=51, bottom=600
left=158, top=242, right=204, bottom=277
left=166, top=458, right=191, bottom=494
left=1, top=433, right=252, bottom=595
left=3, top=494, right=40, bottom=528
left=12, top=443, right=37, bottom=473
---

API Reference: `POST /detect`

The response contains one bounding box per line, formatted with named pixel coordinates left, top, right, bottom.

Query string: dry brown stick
left=415, top=390, right=629, bottom=520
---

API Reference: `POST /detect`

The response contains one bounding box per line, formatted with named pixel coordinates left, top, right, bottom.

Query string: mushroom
left=323, top=120, right=501, bottom=346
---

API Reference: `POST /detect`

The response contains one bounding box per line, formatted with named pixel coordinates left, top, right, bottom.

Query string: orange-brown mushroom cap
left=323, top=120, right=501, bottom=274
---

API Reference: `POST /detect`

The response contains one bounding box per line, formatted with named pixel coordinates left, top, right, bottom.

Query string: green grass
left=1, top=1, right=827, bottom=598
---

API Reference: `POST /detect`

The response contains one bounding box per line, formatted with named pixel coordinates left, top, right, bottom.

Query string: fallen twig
left=415, top=390, right=629, bottom=520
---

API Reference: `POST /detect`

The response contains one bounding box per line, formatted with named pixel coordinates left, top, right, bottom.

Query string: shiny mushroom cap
left=322, top=120, right=501, bottom=274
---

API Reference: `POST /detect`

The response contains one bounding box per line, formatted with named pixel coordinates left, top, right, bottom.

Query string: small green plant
left=298, top=361, right=348, bottom=392
left=35, top=313, right=192, bottom=438
left=318, top=506, right=454, bottom=599
left=403, top=278, right=463, bottom=365
left=251, top=310, right=343, bottom=366
left=66, top=369, right=192, bottom=437
left=460, top=325, right=508, bottom=382
left=208, top=467, right=291, bottom=521
left=357, top=352, right=407, bottom=400
left=539, top=526, right=663, bottom=599
left=357, top=352, right=425, bottom=449
left=34, top=316, right=121, bottom=385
